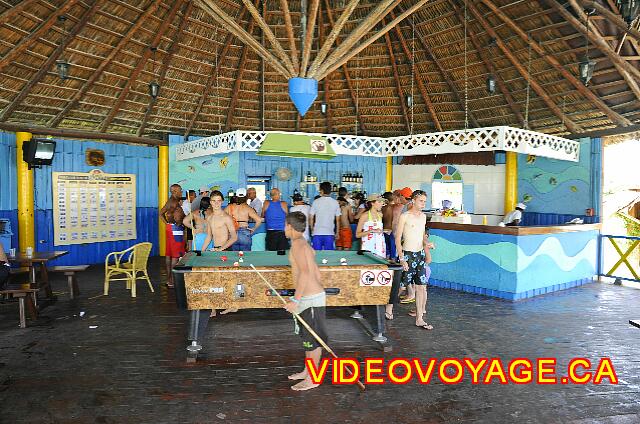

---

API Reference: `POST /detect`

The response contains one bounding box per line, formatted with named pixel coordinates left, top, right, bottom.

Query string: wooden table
left=7, top=251, right=69, bottom=299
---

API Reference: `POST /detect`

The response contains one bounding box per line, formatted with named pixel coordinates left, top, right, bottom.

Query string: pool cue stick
left=249, top=264, right=366, bottom=391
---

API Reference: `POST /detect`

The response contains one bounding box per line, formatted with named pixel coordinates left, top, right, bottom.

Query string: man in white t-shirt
left=503, top=203, right=526, bottom=226
left=247, top=187, right=263, bottom=216
left=290, top=193, right=311, bottom=241
left=309, top=181, right=341, bottom=250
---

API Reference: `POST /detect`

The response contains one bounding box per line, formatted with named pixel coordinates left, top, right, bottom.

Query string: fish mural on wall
left=517, top=139, right=593, bottom=215
left=220, top=157, right=229, bottom=169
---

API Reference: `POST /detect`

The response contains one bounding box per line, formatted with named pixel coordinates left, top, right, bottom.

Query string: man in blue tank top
left=262, top=188, right=289, bottom=250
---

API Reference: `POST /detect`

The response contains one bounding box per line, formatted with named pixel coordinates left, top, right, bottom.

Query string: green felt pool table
left=173, top=250, right=402, bottom=362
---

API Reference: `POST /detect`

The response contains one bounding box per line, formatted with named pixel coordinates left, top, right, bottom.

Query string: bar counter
left=427, top=222, right=601, bottom=300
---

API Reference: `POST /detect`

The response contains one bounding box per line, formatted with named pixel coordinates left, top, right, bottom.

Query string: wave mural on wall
left=430, top=235, right=597, bottom=273
left=429, top=229, right=598, bottom=294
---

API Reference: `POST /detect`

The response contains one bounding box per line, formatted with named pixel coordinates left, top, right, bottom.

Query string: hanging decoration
left=148, top=46, right=160, bottom=99
left=486, top=38, right=496, bottom=94
left=288, top=77, right=318, bottom=116
left=56, top=15, right=70, bottom=80
left=617, top=0, right=640, bottom=24
left=579, top=8, right=596, bottom=86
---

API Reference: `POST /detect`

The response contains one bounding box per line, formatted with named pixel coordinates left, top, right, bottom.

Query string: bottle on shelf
left=332, top=183, right=338, bottom=192
left=305, top=171, right=311, bottom=182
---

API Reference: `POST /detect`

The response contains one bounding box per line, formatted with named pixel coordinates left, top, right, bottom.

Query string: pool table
left=173, top=250, right=401, bottom=362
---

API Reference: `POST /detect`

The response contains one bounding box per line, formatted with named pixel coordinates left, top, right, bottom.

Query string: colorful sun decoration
left=433, top=165, right=462, bottom=182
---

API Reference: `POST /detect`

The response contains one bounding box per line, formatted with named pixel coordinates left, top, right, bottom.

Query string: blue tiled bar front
left=427, top=223, right=601, bottom=301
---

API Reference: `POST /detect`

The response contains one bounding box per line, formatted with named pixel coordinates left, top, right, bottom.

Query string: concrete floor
left=1, top=258, right=639, bottom=423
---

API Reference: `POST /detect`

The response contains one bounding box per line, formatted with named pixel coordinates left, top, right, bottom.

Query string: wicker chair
left=104, top=242, right=153, bottom=297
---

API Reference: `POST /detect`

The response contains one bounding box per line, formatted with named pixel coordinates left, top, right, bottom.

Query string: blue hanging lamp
left=288, top=77, right=318, bottom=117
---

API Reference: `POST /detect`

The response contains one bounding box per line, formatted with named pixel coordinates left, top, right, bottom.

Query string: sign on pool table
left=176, top=251, right=396, bottom=310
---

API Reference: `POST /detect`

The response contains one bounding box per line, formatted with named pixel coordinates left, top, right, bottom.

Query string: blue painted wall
left=37, top=139, right=158, bottom=265
left=0, top=132, right=18, bottom=249
left=169, top=134, right=387, bottom=202
left=518, top=137, right=601, bottom=224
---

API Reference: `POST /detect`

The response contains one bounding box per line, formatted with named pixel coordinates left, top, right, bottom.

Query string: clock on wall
left=275, top=167, right=292, bottom=181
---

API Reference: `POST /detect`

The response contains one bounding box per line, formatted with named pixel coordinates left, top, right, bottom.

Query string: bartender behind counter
left=502, top=203, right=526, bottom=226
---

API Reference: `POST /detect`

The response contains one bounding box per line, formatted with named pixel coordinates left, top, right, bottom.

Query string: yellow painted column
left=16, top=132, right=35, bottom=253
left=504, top=151, right=518, bottom=215
left=386, top=156, right=393, bottom=192
left=158, top=145, right=169, bottom=256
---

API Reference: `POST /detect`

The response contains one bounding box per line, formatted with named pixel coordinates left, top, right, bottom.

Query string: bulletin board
left=52, top=169, right=136, bottom=245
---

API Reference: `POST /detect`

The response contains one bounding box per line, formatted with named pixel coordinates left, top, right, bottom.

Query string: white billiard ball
left=321, top=259, right=328, bottom=264
left=239, top=258, right=244, bottom=263
left=340, top=257, right=346, bottom=262
left=341, top=261, right=348, bottom=266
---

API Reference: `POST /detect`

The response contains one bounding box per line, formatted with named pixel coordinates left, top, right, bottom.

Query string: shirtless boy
left=159, top=183, right=184, bottom=287
left=395, top=190, right=434, bottom=330
left=201, top=191, right=238, bottom=252
left=201, top=191, right=239, bottom=315
left=335, top=197, right=354, bottom=250
left=284, top=211, right=328, bottom=391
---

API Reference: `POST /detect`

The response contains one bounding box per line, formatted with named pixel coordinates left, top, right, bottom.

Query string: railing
left=599, top=234, right=640, bottom=283
left=175, top=126, right=581, bottom=162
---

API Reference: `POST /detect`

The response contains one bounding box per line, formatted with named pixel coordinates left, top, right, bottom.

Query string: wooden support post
left=16, top=132, right=35, bottom=254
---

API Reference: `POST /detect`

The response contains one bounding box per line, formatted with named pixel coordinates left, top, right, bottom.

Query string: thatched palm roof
left=1, top=0, right=639, bottom=144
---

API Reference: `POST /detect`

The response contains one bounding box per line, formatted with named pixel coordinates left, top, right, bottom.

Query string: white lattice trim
left=175, top=127, right=580, bottom=162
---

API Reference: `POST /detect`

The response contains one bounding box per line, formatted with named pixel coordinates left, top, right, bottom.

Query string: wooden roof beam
left=309, top=0, right=403, bottom=79
left=402, top=9, right=479, bottom=128
left=548, top=0, right=640, bottom=102
left=225, top=43, right=252, bottom=132
left=300, top=0, right=320, bottom=77
left=138, top=2, right=194, bottom=137
left=314, top=0, right=430, bottom=81
left=49, top=0, right=164, bottom=128
left=0, top=0, right=81, bottom=73
left=307, top=0, right=360, bottom=77
left=280, top=0, right=300, bottom=74
left=0, top=0, right=40, bottom=27
left=0, top=122, right=164, bottom=146
left=0, top=0, right=100, bottom=122
left=383, top=32, right=411, bottom=133
left=197, top=0, right=292, bottom=78
left=224, top=2, right=262, bottom=134
left=480, top=0, right=631, bottom=127
left=447, top=1, right=524, bottom=127
left=240, top=0, right=296, bottom=76
left=467, top=0, right=581, bottom=133
left=323, top=0, right=367, bottom=135
left=183, top=5, right=250, bottom=138
left=99, top=0, right=184, bottom=133
left=391, top=18, right=442, bottom=131
left=318, top=5, right=333, bottom=133
left=580, top=0, right=640, bottom=46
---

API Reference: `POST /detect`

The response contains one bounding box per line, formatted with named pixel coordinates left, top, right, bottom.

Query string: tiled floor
left=1, top=258, right=639, bottom=423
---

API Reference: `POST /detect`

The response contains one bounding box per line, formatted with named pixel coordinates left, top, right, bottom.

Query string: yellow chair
left=104, top=242, right=153, bottom=297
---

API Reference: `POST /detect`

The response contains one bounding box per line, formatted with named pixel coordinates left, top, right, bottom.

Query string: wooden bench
left=48, top=265, right=90, bottom=299
left=0, top=287, right=38, bottom=328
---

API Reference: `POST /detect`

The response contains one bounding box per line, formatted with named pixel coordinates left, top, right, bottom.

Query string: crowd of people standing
left=160, top=181, right=434, bottom=329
